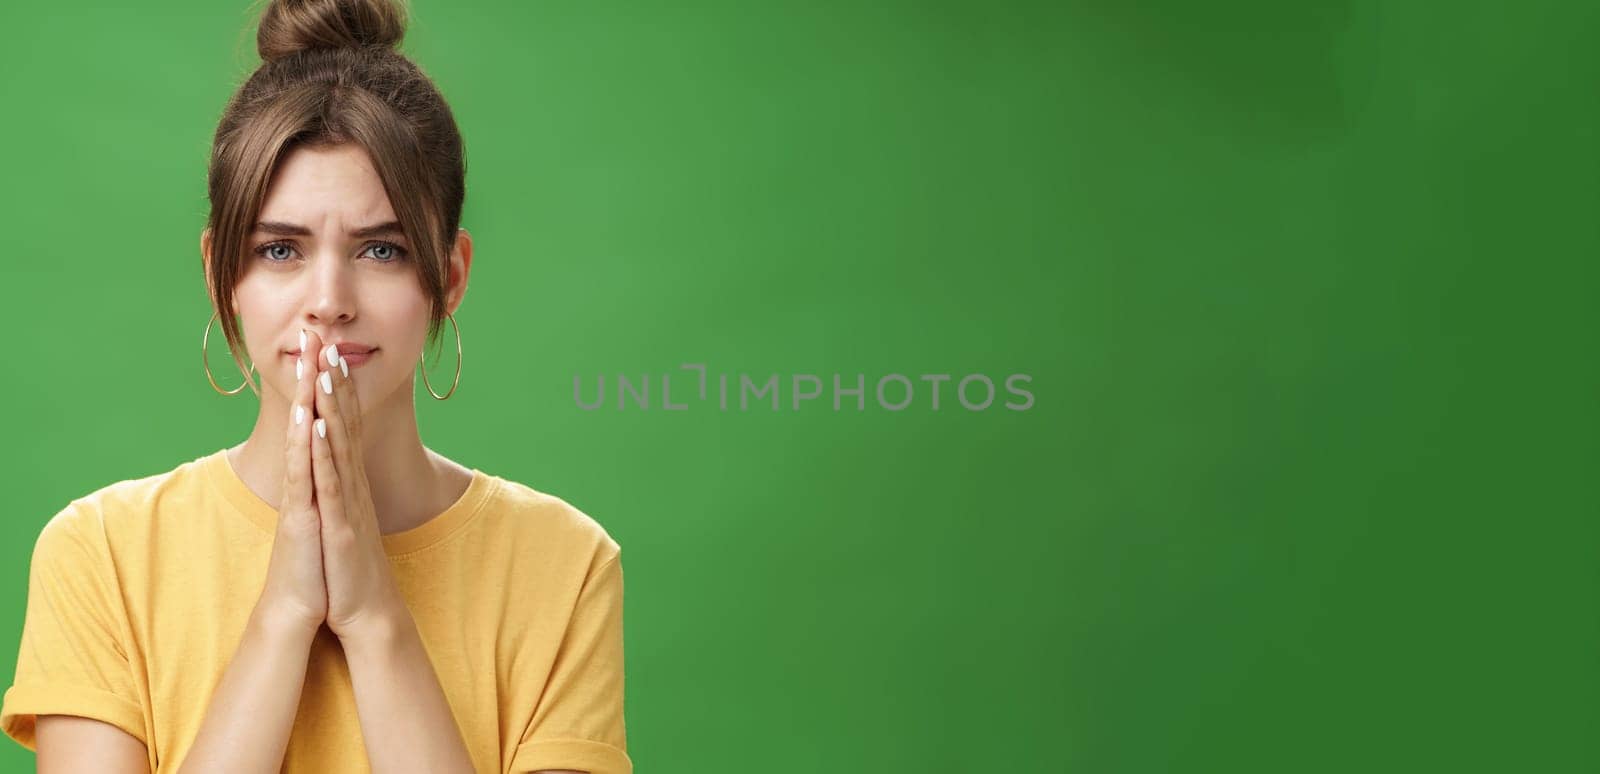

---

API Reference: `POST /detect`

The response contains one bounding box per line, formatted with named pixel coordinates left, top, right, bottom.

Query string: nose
left=303, top=250, right=357, bottom=326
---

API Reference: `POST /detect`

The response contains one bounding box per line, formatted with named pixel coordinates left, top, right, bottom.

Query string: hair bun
left=257, top=0, right=407, bottom=63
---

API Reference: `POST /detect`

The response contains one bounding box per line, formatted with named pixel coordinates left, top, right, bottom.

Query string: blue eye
left=251, top=241, right=410, bottom=263
left=257, top=242, right=295, bottom=262
left=364, top=241, right=409, bottom=262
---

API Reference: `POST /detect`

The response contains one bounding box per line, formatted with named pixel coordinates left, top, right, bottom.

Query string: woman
left=0, top=1, right=630, bottom=772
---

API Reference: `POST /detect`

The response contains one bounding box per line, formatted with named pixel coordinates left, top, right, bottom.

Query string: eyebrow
left=254, top=220, right=407, bottom=239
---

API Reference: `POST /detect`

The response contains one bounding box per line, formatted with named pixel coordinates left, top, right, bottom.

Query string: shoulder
left=476, top=472, right=623, bottom=566
left=34, top=454, right=212, bottom=555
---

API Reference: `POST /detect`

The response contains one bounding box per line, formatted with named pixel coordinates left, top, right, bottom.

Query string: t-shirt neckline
left=200, top=446, right=497, bottom=556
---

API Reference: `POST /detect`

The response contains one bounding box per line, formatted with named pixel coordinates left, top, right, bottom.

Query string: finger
left=311, top=413, right=347, bottom=534
left=313, top=347, right=358, bottom=493
left=319, top=343, right=364, bottom=467
left=282, top=332, right=319, bottom=524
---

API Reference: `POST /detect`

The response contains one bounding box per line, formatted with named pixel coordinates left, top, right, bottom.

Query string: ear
left=445, top=227, right=473, bottom=316
left=200, top=227, right=212, bottom=283
left=201, top=228, right=241, bottom=316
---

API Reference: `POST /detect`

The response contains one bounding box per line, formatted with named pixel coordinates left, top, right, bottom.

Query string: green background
left=2, top=0, right=1596, bottom=771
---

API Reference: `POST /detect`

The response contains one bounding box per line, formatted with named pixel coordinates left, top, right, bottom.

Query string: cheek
left=349, top=346, right=411, bottom=406
left=231, top=281, right=285, bottom=325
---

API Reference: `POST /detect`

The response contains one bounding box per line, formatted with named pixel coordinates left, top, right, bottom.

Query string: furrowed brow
left=253, top=220, right=406, bottom=239
left=350, top=221, right=406, bottom=239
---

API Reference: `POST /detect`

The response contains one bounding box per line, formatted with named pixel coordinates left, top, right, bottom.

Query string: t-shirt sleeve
left=1, top=502, right=146, bottom=752
left=510, top=549, right=632, bottom=774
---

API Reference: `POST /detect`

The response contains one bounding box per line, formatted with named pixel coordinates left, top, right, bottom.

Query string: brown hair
left=205, top=0, right=465, bottom=369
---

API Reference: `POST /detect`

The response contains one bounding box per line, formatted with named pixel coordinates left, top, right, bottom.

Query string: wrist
left=333, top=599, right=413, bottom=653
left=252, top=596, right=323, bottom=642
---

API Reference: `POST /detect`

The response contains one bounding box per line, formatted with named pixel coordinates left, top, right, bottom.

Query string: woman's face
left=228, top=142, right=440, bottom=413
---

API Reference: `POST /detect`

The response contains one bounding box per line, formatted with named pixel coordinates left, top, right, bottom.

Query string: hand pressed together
left=300, top=328, right=408, bottom=645
left=265, top=328, right=407, bottom=643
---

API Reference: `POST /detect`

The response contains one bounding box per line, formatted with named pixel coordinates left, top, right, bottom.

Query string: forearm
left=178, top=602, right=318, bottom=774
left=341, top=611, right=475, bottom=774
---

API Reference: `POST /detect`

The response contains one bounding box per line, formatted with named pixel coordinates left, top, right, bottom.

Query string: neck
left=229, top=376, right=439, bottom=536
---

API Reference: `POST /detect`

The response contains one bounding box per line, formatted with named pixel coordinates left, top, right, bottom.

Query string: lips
left=339, top=350, right=376, bottom=367
left=283, top=347, right=379, bottom=368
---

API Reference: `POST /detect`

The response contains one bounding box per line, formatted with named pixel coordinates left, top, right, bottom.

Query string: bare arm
left=173, top=338, right=330, bottom=772
left=35, top=714, right=148, bottom=774
left=339, top=610, right=602, bottom=774
left=176, top=603, right=319, bottom=774
left=339, top=611, right=477, bottom=773
left=339, top=615, right=592, bottom=774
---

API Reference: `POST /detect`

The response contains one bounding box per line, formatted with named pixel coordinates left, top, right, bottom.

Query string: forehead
left=257, top=143, right=396, bottom=226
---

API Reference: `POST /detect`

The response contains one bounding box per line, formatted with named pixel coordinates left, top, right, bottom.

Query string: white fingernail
left=296, top=358, right=304, bottom=380
left=320, top=371, right=333, bottom=394
left=315, top=418, right=326, bottom=438
left=325, top=344, right=339, bottom=367
left=299, top=329, right=307, bottom=352
left=294, top=404, right=305, bottom=424
left=339, top=356, right=348, bottom=378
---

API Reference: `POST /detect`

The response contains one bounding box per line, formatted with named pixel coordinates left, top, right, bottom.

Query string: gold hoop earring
left=420, top=312, right=462, bottom=400
left=203, top=310, right=259, bottom=397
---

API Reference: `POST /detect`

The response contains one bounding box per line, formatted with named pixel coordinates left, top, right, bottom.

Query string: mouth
left=285, top=348, right=379, bottom=368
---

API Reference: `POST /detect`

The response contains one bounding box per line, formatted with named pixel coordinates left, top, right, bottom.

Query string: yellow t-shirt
left=0, top=448, right=631, bottom=774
